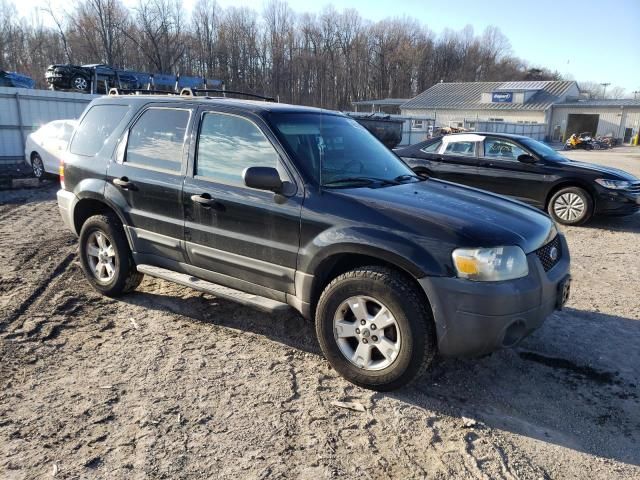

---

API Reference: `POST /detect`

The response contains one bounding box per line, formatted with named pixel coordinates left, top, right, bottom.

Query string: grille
left=628, top=182, right=640, bottom=194
left=535, top=235, right=562, bottom=272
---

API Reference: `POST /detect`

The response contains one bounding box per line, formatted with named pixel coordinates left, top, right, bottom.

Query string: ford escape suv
left=57, top=91, right=571, bottom=391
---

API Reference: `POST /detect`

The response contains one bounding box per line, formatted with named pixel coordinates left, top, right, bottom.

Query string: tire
left=548, top=186, right=593, bottom=225
left=315, top=266, right=436, bottom=391
left=71, top=75, right=89, bottom=92
left=78, top=213, right=143, bottom=296
left=31, top=153, right=45, bottom=181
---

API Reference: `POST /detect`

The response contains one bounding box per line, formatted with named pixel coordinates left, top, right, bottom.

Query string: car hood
left=565, top=160, right=638, bottom=181
left=335, top=179, right=556, bottom=254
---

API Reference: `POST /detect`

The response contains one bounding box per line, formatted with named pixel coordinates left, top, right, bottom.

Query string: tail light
left=59, top=158, right=65, bottom=189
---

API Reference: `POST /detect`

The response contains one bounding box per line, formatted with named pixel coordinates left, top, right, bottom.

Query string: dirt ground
left=1, top=148, right=639, bottom=479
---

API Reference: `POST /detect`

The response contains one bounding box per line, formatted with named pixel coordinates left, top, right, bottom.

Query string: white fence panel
left=0, top=87, right=96, bottom=166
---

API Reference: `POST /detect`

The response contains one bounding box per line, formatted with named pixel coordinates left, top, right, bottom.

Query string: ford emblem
left=549, top=246, right=558, bottom=261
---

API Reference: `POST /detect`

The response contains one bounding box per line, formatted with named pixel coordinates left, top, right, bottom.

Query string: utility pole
left=633, top=91, right=640, bottom=100
left=600, top=82, right=611, bottom=99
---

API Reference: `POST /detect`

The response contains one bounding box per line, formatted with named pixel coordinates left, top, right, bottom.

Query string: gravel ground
left=1, top=148, right=639, bottom=479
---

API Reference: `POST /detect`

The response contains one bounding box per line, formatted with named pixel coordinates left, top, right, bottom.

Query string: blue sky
left=15, top=0, right=640, bottom=92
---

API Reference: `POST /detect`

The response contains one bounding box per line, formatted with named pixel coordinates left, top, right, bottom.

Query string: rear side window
left=443, top=141, right=476, bottom=156
left=125, top=108, right=190, bottom=172
left=196, top=112, right=279, bottom=184
left=70, top=104, right=128, bottom=156
left=420, top=140, right=441, bottom=154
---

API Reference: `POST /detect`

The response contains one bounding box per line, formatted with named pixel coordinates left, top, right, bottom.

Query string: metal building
left=400, top=81, right=640, bottom=144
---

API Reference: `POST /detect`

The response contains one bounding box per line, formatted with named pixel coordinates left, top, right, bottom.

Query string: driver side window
left=483, top=138, right=527, bottom=161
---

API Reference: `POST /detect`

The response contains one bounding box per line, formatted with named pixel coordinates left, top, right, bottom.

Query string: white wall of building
left=401, top=108, right=547, bottom=127
left=550, top=107, right=640, bottom=141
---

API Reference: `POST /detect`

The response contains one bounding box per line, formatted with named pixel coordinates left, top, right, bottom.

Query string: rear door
left=106, top=105, right=193, bottom=264
left=432, top=138, right=481, bottom=185
left=474, top=136, right=548, bottom=207
left=182, top=108, right=302, bottom=297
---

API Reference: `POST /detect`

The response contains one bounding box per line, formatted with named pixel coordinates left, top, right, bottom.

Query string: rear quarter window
left=70, top=104, right=128, bottom=156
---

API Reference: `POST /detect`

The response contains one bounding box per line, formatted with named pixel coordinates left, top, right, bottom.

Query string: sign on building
left=492, top=92, right=513, bottom=103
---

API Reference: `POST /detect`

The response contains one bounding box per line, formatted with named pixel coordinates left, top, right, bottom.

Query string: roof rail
left=180, top=88, right=276, bottom=102
left=108, top=88, right=178, bottom=96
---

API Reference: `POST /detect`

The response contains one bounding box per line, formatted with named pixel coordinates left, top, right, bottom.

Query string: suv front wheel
left=315, top=266, right=436, bottom=391
left=79, top=213, right=143, bottom=296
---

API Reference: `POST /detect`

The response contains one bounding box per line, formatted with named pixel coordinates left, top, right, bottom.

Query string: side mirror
left=517, top=154, right=537, bottom=164
left=243, top=166, right=283, bottom=193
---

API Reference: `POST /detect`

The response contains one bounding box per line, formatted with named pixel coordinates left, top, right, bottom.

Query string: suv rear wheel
left=548, top=186, right=593, bottom=225
left=79, top=213, right=143, bottom=296
left=315, top=266, right=436, bottom=391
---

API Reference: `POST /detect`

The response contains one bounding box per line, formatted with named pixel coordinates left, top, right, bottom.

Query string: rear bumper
left=419, top=235, right=570, bottom=357
left=57, top=189, right=78, bottom=235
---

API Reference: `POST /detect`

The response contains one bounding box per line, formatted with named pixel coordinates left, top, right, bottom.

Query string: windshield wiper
left=323, top=176, right=400, bottom=188
left=393, top=174, right=424, bottom=183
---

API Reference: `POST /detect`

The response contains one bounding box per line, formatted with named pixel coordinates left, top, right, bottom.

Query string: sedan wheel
left=548, top=187, right=593, bottom=225
left=32, top=154, right=44, bottom=179
left=334, top=295, right=401, bottom=371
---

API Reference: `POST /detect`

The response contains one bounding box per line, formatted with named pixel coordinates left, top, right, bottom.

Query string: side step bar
left=136, top=264, right=291, bottom=314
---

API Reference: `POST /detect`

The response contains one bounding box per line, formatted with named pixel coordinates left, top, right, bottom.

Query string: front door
left=182, top=109, right=302, bottom=297
left=473, top=136, right=547, bottom=207
left=105, top=105, right=193, bottom=264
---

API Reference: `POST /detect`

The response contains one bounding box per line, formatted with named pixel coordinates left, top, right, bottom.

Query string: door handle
left=191, top=193, right=218, bottom=208
left=113, top=177, right=137, bottom=190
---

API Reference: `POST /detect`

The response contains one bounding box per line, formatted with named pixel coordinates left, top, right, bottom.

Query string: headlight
left=452, top=246, right=528, bottom=281
left=595, top=178, right=632, bottom=190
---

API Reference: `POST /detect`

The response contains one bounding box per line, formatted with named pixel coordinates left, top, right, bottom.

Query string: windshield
left=520, top=138, right=569, bottom=162
left=268, top=113, right=418, bottom=187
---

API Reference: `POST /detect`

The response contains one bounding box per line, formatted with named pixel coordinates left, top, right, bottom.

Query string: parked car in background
left=45, top=64, right=139, bottom=93
left=0, top=70, right=35, bottom=89
left=24, top=119, right=76, bottom=180
left=56, top=93, right=570, bottom=390
left=396, top=133, right=640, bottom=225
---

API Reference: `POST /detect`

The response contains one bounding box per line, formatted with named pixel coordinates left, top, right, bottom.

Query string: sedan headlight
left=452, top=246, right=528, bottom=281
left=595, top=178, right=632, bottom=190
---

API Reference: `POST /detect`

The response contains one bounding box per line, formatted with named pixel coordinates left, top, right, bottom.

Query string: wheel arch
left=306, top=251, right=433, bottom=321
left=72, top=196, right=132, bottom=249
left=545, top=179, right=596, bottom=210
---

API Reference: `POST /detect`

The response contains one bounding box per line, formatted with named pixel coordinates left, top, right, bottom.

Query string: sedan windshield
left=268, top=113, right=419, bottom=187
left=520, top=138, right=569, bottom=162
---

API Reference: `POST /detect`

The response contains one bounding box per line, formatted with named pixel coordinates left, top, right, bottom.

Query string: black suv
left=46, top=64, right=139, bottom=93
left=57, top=92, right=571, bottom=390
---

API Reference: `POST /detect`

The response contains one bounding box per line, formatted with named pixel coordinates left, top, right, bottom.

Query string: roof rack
left=180, top=88, right=276, bottom=102
left=108, top=88, right=179, bottom=96
left=108, top=86, right=277, bottom=102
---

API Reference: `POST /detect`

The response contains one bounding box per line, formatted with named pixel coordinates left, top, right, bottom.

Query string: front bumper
left=419, top=235, right=570, bottom=357
left=57, top=189, right=79, bottom=235
left=594, top=187, right=640, bottom=216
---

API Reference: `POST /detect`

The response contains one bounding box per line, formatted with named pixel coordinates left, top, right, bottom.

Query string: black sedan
left=396, top=133, right=640, bottom=225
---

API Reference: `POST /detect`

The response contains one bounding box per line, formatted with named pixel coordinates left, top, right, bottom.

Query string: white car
left=24, top=119, right=76, bottom=180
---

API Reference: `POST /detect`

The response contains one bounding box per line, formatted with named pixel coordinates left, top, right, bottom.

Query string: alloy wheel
left=553, top=192, right=585, bottom=222
left=74, top=77, right=88, bottom=91
left=32, top=156, right=44, bottom=178
left=333, top=295, right=401, bottom=371
left=86, top=231, right=117, bottom=283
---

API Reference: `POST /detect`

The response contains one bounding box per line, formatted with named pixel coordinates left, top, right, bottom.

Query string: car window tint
left=70, top=104, right=128, bottom=156
left=196, top=112, right=279, bottom=185
left=420, top=140, right=441, bottom=154
left=444, top=141, right=476, bottom=156
left=126, top=108, right=190, bottom=172
left=484, top=138, right=528, bottom=160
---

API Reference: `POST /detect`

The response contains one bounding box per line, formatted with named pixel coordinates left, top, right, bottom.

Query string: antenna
left=600, top=82, right=611, bottom=99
